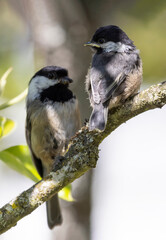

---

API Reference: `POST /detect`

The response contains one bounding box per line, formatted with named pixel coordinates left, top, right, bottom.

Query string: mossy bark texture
left=0, top=82, right=166, bottom=234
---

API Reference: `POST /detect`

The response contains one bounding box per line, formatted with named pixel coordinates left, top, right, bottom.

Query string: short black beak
left=59, top=77, right=73, bottom=85
left=64, top=77, right=73, bottom=83
left=84, top=41, right=101, bottom=48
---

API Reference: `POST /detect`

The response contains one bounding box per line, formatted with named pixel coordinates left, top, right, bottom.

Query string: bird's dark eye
left=98, top=38, right=105, bottom=44
left=48, top=72, right=57, bottom=79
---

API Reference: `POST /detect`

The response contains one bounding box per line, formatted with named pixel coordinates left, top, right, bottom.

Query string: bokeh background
left=0, top=0, right=166, bottom=239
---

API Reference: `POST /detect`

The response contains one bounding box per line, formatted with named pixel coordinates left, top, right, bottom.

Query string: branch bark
left=0, top=81, right=166, bottom=234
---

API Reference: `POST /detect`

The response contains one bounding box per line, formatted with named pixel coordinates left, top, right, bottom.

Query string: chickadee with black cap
left=84, top=25, right=142, bottom=131
left=25, top=66, right=81, bottom=229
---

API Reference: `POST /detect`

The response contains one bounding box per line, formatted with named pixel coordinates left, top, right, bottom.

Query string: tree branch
left=0, top=81, right=166, bottom=234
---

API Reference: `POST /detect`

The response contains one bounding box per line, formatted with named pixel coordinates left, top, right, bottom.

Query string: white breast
left=45, top=99, right=80, bottom=140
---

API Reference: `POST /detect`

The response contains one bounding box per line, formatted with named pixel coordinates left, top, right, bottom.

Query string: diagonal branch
left=0, top=81, right=166, bottom=234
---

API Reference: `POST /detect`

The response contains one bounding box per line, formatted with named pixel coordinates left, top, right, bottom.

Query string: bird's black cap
left=32, top=66, right=69, bottom=80
left=91, top=25, right=135, bottom=47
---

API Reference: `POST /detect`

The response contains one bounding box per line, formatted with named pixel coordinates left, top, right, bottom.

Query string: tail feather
left=89, top=103, right=108, bottom=131
left=46, top=194, right=62, bottom=229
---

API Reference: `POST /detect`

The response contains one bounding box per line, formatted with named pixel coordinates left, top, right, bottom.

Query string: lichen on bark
left=0, top=81, right=166, bottom=234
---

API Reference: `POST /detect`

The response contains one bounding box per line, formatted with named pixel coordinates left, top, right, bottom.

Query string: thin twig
left=0, top=88, right=28, bottom=110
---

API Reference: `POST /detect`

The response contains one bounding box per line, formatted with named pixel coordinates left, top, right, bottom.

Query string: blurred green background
left=1, top=0, right=166, bottom=104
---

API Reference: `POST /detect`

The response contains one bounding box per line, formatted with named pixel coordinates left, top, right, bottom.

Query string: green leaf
left=0, top=145, right=41, bottom=182
left=0, top=145, right=73, bottom=201
left=0, top=116, right=15, bottom=138
left=58, top=184, right=74, bottom=202
left=0, top=67, right=13, bottom=96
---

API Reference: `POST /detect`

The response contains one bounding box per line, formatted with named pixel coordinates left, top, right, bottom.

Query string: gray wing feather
left=26, top=114, right=62, bottom=228
left=25, top=115, right=43, bottom=177
left=98, top=72, right=127, bottom=103
left=90, top=68, right=127, bottom=104
left=91, top=52, right=137, bottom=104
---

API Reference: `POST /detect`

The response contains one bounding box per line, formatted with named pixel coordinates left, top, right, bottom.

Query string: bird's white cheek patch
left=27, top=76, right=58, bottom=101
left=101, top=41, right=129, bottom=53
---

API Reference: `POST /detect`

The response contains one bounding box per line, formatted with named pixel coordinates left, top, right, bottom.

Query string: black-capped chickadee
left=85, top=25, right=142, bottom=131
left=25, top=66, right=81, bottom=229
